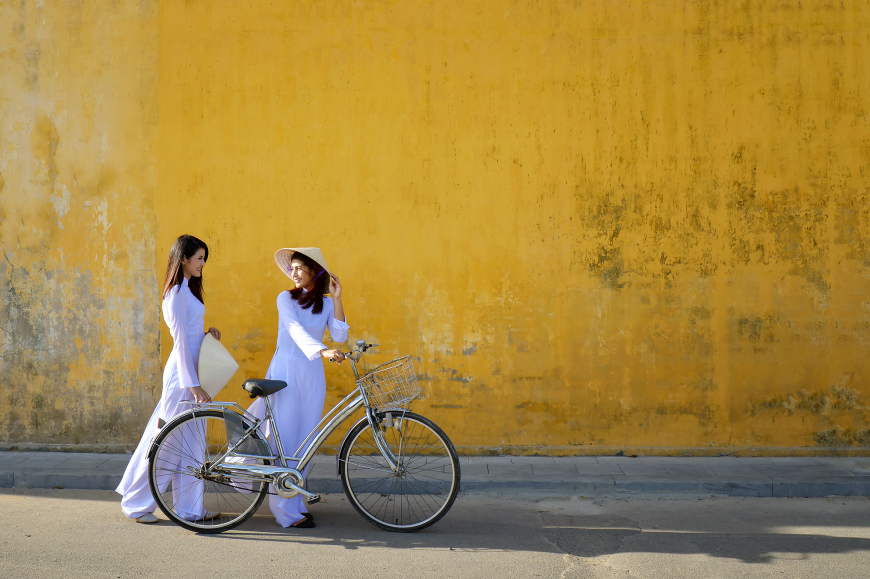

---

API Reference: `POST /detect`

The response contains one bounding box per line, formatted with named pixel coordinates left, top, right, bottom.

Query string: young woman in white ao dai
left=116, top=235, right=221, bottom=523
left=247, top=249, right=348, bottom=528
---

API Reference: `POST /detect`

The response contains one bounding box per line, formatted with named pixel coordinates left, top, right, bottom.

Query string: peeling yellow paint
left=3, top=1, right=870, bottom=455
left=154, top=0, right=870, bottom=455
left=1, top=1, right=161, bottom=448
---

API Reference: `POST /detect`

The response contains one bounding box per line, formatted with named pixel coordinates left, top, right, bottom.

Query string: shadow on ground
left=3, top=488, right=870, bottom=564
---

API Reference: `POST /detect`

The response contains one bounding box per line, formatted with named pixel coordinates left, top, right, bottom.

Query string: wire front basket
left=356, top=355, right=421, bottom=410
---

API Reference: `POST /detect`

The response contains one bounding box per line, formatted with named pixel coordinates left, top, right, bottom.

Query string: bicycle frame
left=179, top=342, right=406, bottom=500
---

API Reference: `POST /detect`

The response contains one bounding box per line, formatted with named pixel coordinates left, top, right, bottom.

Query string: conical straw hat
left=198, top=333, right=240, bottom=399
left=274, top=247, right=331, bottom=278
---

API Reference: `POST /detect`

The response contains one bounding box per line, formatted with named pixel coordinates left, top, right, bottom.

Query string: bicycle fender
left=146, top=408, right=204, bottom=462
left=335, top=408, right=411, bottom=477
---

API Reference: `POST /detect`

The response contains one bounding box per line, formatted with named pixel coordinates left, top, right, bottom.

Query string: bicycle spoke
left=342, top=413, right=459, bottom=530
left=150, top=412, right=269, bottom=532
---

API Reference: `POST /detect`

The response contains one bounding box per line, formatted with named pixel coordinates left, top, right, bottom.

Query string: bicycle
left=147, top=340, right=461, bottom=533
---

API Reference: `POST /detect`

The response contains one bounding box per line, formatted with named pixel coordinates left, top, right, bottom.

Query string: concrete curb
left=3, top=452, right=870, bottom=498
left=8, top=470, right=123, bottom=491
left=6, top=471, right=870, bottom=498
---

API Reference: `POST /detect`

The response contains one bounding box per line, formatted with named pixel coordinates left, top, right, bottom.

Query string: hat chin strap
left=286, top=265, right=328, bottom=283
left=299, top=268, right=327, bottom=292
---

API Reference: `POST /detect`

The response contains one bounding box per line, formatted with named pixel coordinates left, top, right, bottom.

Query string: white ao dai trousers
left=247, top=291, right=349, bottom=527
left=115, top=278, right=207, bottom=520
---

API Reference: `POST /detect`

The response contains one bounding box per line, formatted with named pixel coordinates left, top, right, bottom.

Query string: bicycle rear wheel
left=339, top=411, right=460, bottom=532
left=147, top=409, right=269, bottom=533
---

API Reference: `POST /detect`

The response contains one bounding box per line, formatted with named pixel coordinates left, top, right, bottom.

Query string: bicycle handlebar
left=329, top=342, right=380, bottom=363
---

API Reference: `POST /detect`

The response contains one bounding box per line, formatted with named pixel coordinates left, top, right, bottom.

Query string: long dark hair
left=162, top=235, right=209, bottom=303
left=289, top=252, right=328, bottom=314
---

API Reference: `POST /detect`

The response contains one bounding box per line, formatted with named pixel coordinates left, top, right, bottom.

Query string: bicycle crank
left=274, top=471, right=320, bottom=504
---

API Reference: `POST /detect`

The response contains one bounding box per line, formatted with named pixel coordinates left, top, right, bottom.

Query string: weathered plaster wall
left=0, top=1, right=161, bottom=448
left=157, top=0, right=870, bottom=455
left=3, top=1, right=870, bottom=455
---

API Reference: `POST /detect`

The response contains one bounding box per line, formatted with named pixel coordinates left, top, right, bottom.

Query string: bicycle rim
left=340, top=411, right=460, bottom=532
left=148, top=410, right=269, bottom=533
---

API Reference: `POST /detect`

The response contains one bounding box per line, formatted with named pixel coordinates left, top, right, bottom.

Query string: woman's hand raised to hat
left=329, top=274, right=342, bottom=298
left=330, top=273, right=346, bottom=322
left=207, top=327, right=222, bottom=341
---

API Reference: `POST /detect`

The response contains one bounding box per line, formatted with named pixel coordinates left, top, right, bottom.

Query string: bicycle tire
left=339, top=411, right=460, bottom=532
left=148, top=409, right=269, bottom=534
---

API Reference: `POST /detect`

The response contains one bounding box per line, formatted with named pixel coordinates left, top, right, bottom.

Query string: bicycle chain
left=203, top=475, right=284, bottom=496
left=198, top=466, right=332, bottom=499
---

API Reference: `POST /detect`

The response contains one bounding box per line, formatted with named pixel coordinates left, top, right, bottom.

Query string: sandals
left=290, top=514, right=315, bottom=528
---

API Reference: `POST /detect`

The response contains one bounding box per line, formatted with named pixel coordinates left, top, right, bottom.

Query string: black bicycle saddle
left=243, top=379, right=288, bottom=398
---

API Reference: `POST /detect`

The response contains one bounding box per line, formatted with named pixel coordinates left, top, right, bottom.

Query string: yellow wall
left=1, top=1, right=160, bottom=449
left=4, top=1, right=870, bottom=455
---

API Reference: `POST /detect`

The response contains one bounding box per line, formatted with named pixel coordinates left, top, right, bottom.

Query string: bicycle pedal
left=306, top=495, right=321, bottom=505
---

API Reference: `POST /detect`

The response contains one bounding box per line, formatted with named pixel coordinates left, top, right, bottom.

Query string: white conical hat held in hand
left=198, top=333, right=240, bottom=399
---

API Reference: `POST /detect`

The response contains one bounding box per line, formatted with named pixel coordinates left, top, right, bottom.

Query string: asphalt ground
left=3, top=451, right=870, bottom=497
left=2, top=489, right=870, bottom=578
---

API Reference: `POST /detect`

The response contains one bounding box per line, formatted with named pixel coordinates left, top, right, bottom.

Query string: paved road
left=2, top=489, right=869, bottom=578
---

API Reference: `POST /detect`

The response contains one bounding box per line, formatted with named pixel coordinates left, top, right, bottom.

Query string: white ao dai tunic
left=116, top=278, right=207, bottom=519
left=247, top=290, right=349, bottom=527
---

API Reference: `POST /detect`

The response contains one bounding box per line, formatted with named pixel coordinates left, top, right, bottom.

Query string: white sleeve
left=165, top=287, right=200, bottom=388
left=326, top=299, right=349, bottom=343
left=277, top=292, right=328, bottom=361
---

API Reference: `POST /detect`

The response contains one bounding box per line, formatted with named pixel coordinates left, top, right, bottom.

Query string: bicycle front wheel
left=339, top=411, right=460, bottom=532
left=148, top=410, right=270, bottom=533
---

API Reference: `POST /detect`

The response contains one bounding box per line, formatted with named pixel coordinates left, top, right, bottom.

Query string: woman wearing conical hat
left=246, top=247, right=349, bottom=529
